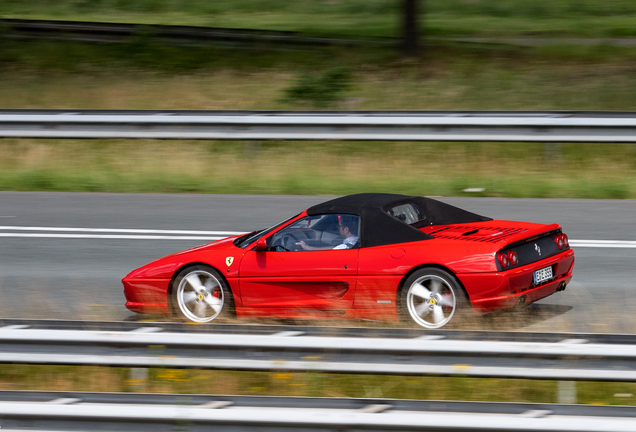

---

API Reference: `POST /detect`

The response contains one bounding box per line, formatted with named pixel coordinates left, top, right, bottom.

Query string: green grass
left=2, top=364, right=636, bottom=406
left=1, top=41, right=636, bottom=199
left=2, top=40, right=636, bottom=110
left=1, top=139, right=635, bottom=198
left=2, top=0, right=636, bottom=38
left=1, top=27, right=636, bottom=199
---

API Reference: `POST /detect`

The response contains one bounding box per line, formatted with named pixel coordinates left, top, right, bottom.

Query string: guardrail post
left=128, top=367, right=149, bottom=391
left=557, top=380, right=576, bottom=404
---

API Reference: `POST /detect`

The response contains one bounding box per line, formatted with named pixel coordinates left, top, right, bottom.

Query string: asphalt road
left=0, top=192, right=634, bottom=333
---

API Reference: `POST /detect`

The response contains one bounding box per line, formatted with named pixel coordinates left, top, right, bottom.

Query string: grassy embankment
left=2, top=364, right=636, bottom=406
left=1, top=1, right=636, bottom=197
left=1, top=40, right=636, bottom=197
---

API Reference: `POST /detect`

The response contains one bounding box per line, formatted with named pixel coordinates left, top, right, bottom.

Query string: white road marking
left=0, top=226, right=633, bottom=247
left=0, top=226, right=243, bottom=240
left=0, top=226, right=242, bottom=235
left=569, top=240, right=636, bottom=248
left=0, top=233, right=226, bottom=240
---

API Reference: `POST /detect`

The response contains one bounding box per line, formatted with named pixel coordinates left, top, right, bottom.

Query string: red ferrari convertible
left=123, top=194, right=574, bottom=328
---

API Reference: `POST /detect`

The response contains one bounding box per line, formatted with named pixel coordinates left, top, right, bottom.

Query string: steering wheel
left=283, top=233, right=301, bottom=251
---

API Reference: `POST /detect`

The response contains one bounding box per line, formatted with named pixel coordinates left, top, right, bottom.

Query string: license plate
left=533, top=266, right=553, bottom=285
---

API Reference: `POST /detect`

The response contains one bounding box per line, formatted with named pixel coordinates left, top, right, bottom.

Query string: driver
left=296, top=215, right=359, bottom=250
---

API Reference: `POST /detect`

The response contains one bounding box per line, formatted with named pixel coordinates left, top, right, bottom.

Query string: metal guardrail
left=1, top=320, right=636, bottom=382
left=1, top=390, right=635, bottom=432
left=1, top=110, right=636, bottom=142
left=0, top=18, right=386, bottom=47
left=4, top=18, right=635, bottom=50
left=2, top=318, right=636, bottom=344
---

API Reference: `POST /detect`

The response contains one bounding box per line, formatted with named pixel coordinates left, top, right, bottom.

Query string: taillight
left=555, top=234, right=564, bottom=250
left=497, top=252, right=509, bottom=268
left=508, top=250, right=518, bottom=265
left=561, top=233, right=569, bottom=247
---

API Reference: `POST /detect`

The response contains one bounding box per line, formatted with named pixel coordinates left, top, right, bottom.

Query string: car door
left=238, top=214, right=359, bottom=309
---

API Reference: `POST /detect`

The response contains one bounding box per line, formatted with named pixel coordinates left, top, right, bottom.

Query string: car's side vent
left=462, top=229, right=479, bottom=236
left=429, top=227, right=451, bottom=234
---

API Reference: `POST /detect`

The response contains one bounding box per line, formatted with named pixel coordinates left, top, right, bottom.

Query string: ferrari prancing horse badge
left=225, top=256, right=234, bottom=267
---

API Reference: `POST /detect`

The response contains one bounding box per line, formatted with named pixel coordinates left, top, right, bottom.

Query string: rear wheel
left=400, top=268, right=467, bottom=329
left=171, top=265, right=234, bottom=323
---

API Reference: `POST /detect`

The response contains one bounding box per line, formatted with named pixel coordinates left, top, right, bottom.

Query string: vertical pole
left=129, top=367, right=149, bottom=391
left=402, top=0, right=420, bottom=55
left=557, top=380, right=576, bottom=404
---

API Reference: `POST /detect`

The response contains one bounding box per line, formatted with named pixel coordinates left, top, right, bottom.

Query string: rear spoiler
left=500, top=223, right=562, bottom=248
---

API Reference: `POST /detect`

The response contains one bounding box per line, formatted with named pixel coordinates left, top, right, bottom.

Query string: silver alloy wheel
left=406, top=274, right=456, bottom=329
left=176, top=270, right=224, bottom=323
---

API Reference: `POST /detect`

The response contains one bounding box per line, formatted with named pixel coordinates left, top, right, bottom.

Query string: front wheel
left=171, top=265, right=234, bottom=323
left=400, top=268, right=467, bottom=329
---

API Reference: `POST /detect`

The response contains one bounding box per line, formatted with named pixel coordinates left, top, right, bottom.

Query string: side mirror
left=254, top=237, right=268, bottom=251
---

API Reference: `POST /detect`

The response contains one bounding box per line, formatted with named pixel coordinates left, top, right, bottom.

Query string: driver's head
left=337, top=215, right=358, bottom=238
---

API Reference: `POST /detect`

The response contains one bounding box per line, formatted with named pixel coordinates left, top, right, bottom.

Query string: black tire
left=170, top=265, right=234, bottom=323
left=399, top=267, right=468, bottom=329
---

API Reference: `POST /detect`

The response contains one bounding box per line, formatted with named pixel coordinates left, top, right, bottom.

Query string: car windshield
left=234, top=214, right=300, bottom=249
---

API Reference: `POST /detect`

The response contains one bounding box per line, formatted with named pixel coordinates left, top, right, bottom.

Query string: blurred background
left=0, top=0, right=635, bottom=197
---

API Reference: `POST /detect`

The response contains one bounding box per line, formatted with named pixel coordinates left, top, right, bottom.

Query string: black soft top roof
left=307, top=193, right=491, bottom=248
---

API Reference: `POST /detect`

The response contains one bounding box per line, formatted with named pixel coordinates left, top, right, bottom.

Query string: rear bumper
left=122, top=277, right=170, bottom=314
left=458, top=249, right=574, bottom=314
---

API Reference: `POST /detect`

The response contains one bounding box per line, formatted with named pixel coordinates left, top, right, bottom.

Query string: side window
left=269, top=214, right=360, bottom=251
left=387, top=202, right=424, bottom=225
